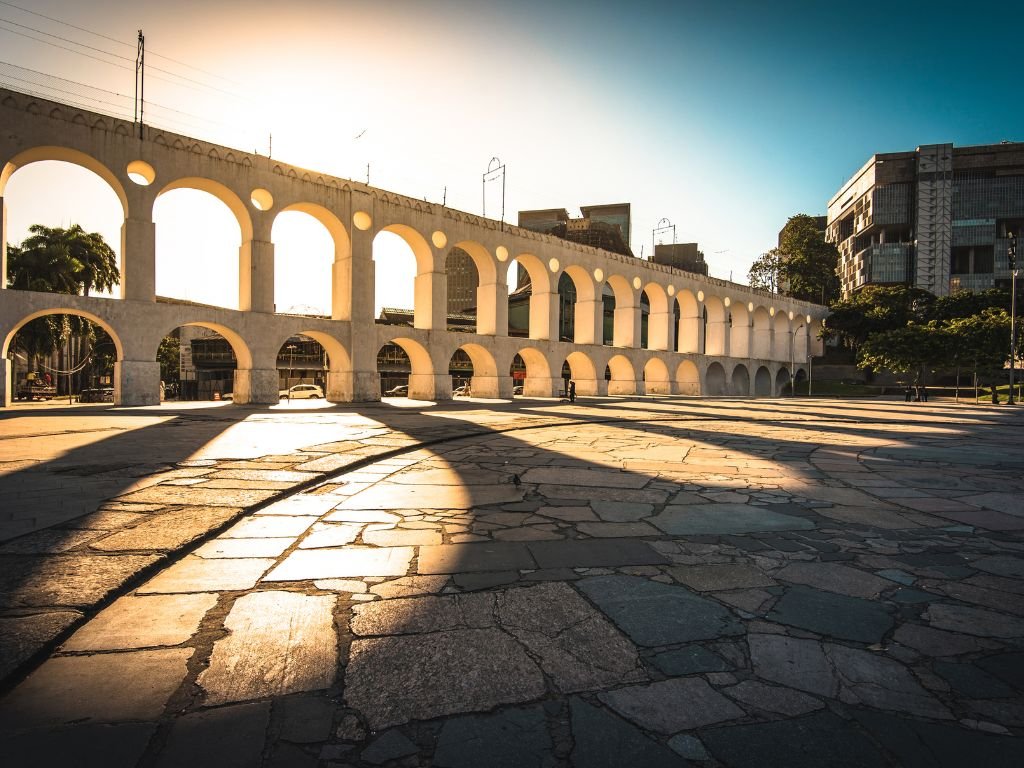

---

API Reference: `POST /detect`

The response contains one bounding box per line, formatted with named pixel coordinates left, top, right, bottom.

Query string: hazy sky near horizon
left=3, top=0, right=1023, bottom=312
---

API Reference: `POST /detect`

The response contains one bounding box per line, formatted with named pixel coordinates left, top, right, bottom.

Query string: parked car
left=279, top=383, right=324, bottom=400
left=79, top=387, right=114, bottom=403
left=384, top=384, right=409, bottom=397
left=452, top=385, right=469, bottom=397
left=512, top=385, right=524, bottom=395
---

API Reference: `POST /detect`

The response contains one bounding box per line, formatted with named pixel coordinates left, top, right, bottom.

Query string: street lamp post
left=1009, top=232, right=1018, bottom=405
left=790, top=323, right=804, bottom=397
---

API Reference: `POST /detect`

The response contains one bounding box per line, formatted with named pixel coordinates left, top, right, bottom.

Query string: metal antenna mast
left=483, top=157, right=506, bottom=231
left=134, top=30, right=145, bottom=139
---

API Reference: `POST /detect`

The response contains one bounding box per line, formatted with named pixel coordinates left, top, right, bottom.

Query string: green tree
left=14, top=223, right=119, bottom=296
left=928, top=288, right=1010, bottom=322
left=856, top=323, right=950, bottom=385
left=7, top=225, right=120, bottom=389
left=778, top=214, right=840, bottom=305
left=157, top=333, right=181, bottom=385
left=823, top=285, right=935, bottom=352
left=943, top=309, right=1012, bottom=390
left=748, top=248, right=785, bottom=293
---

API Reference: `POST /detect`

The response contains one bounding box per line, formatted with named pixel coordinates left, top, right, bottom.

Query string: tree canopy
left=6, top=225, right=120, bottom=374
left=747, top=248, right=784, bottom=294
left=748, top=215, right=839, bottom=304
left=8, top=223, right=119, bottom=297
left=777, top=214, right=839, bottom=305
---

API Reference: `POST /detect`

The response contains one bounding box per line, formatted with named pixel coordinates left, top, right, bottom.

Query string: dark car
left=80, top=387, right=114, bottom=403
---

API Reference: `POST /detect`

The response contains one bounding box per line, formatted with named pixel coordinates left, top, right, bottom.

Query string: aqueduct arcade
left=0, top=88, right=825, bottom=406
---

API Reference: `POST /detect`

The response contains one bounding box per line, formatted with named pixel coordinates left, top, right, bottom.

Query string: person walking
left=569, top=380, right=576, bottom=403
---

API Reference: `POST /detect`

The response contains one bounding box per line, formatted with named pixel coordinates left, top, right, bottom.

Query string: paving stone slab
left=576, top=521, right=660, bottom=538
left=155, top=701, right=270, bottom=768
left=577, top=574, right=742, bottom=646
left=528, top=539, right=667, bottom=569
left=496, top=582, right=646, bottom=692
left=926, top=604, right=1024, bottom=638
left=773, top=561, right=892, bottom=598
left=538, top=484, right=669, bottom=505
left=63, top=592, right=217, bottom=651
left=0, top=528, right=104, bottom=554
left=591, top=501, right=654, bottom=521
left=115, top=486, right=278, bottom=508
left=767, top=586, right=893, bottom=643
left=362, top=527, right=443, bottom=546
left=194, top=537, right=294, bottom=559
left=345, top=628, right=546, bottom=729
left=667, top=563, right=775, bottom=592
left=0, top=610, right=81, bottom=680
left=222, top=515, right=316, bottom=539
left=828, top=643, right=951, bottom=719
left=273, top=695, right=335, bottom=743
left=721, top=680, right=823, bottom=716
left=0, top=553, right=162, bottom=608
left=893, top=623, right=986, bottom=657
left=268, top=546, right=413, bottom=580
left=0, top=648, right=193, bottom=730
left=701, top=711, right=887, bottom=768
left=433, top=706, right=556, bottom=768
left=851, top=708, right=1023, bottom=768
left=600, top=676, right=744, bottom=733
left=359, top=729, right=419, bottom=764
left=138, top=556, right=273, bottom=594
left=649, top=645, right=730, bottom=676
left=351, top=592, right=495, bottom=636
left=200, top=591, right=337, bottom=705
left=5, top=723, right=155, bottom=768
left=650, top=503, right=815, bottom=535
left=976, top=652, right=1024, bottom=692
left=748, top=634, right=838, bottom=697
left=339, top=483, right=523, bottom=510
left=933, top=661, right=1017, bottom=699
left=569, top=698, right=685, bottom=768
left=89, top=506, right=242, bottom=552
left=418, top=542, right=535, bottom=574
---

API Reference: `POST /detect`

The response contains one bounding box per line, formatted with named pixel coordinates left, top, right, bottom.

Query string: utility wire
left=0, top=61, right=263, bottom=146
left=0, top=19, right=249, bottom=102
left=0, top=0, right=241, bottom=86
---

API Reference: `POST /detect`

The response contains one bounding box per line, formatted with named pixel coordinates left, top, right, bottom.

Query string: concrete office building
left=651, top=243, right=708, bottom=275
left=827, top=142, right=1024, bottom=297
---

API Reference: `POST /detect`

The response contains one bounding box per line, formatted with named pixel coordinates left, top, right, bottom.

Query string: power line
left=0, top=18, right=249, bottom=103
left=0, top=61, right=262, bottom=144
left=0, top=15, right=134, bottom=63
left=0, top=0, right=245, bottom=87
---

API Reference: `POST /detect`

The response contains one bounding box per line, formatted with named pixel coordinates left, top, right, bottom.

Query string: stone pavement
left=0, top=396, right=1023, bottom=766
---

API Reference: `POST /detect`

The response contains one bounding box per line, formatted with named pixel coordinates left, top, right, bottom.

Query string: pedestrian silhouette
left=569, top=381, right=576, bottom=403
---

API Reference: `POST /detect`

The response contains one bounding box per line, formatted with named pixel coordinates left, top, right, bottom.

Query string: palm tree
left=16, top=224, right=119, bottom=296
left=7, top=225, right=120, bottom=393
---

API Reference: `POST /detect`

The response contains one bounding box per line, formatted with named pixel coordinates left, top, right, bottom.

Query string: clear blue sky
left=2, top=0, right=1022, bottom=306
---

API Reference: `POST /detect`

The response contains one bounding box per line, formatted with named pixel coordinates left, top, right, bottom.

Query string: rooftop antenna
left=652, top=217, right=675, bottom=259
left=483, top=157, right=506, bottom=231
left=134, top=30, right=145, bottom=139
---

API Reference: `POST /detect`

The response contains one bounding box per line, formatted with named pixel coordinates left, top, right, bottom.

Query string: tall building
left=445, top=247, right=478, bottom=314
left=651, top=243, right=708, bottom=275
left=518, top=204, right=633, bottom=257
left=827, top=142, right=1024, bottom=297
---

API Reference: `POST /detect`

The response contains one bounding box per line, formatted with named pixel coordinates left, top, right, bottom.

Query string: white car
left=280, top=383, right=324, bottom=400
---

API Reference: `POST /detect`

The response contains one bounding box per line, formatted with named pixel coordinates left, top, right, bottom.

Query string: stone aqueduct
left=0, top=88, right=825, bottom=406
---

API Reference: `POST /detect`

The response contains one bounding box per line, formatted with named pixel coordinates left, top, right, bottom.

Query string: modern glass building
left=827, top=142, right=1024, bottom=297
